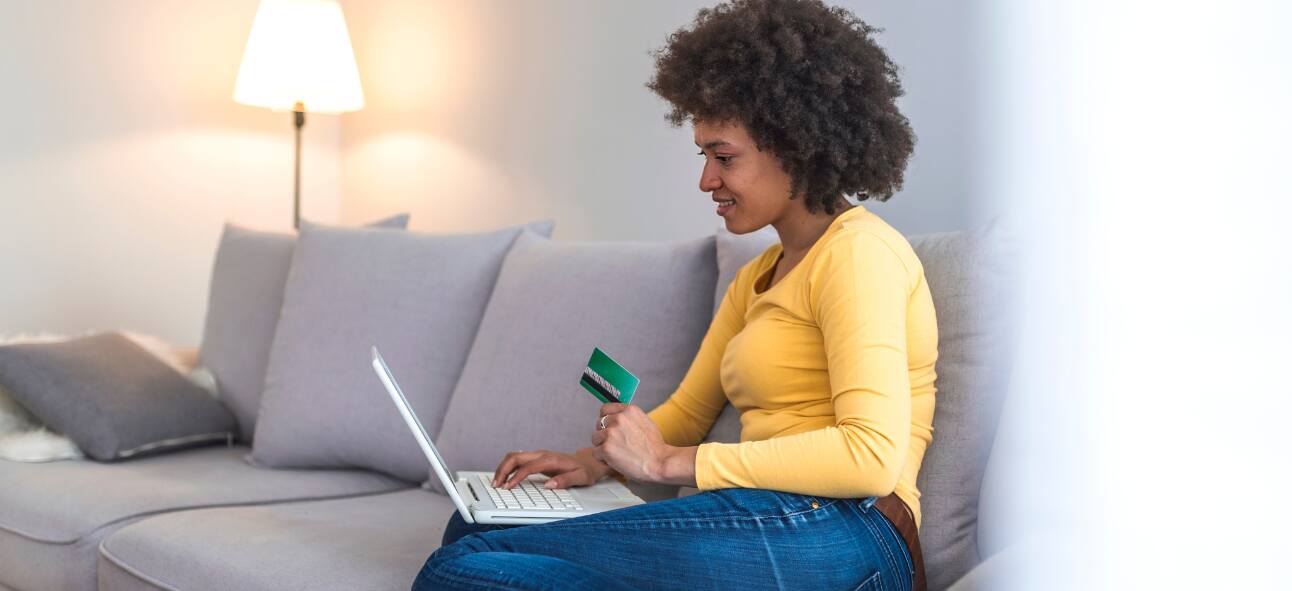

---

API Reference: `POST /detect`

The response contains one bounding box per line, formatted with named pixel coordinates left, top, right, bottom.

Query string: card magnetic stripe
left=580, top=372, right=620, bottom=403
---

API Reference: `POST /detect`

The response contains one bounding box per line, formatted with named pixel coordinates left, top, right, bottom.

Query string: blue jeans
left=413, top=488, right=913, bottom=591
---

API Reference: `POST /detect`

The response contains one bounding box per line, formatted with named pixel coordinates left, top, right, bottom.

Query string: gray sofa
left=0, top=219, right=1013, bottom=591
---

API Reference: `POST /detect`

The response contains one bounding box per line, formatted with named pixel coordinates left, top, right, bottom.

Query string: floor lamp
left=233, top=0, right=364, bottom=229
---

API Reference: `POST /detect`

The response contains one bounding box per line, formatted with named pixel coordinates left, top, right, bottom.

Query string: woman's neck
left=772, top=203, right=854, bottom=260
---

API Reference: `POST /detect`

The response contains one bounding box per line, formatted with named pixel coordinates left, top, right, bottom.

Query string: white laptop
left=371, top=346, right=645, bottom=525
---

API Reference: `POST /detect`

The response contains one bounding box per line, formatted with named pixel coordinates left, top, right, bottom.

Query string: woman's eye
left=697, top=151, right=733, bottom=165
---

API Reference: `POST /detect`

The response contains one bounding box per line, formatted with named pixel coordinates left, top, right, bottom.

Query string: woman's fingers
left=595, top=412, right=618, bottom=432
left=502, top=455, right=568, bottom=489
left=492, top=450, right=544, bottom=487
left=599, top=402, right=629, bottom=418
left=544, top=467, right=589, bottom=490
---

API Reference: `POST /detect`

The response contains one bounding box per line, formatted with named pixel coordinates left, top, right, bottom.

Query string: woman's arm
left=693, top=232, right=915, bottom=498
left=644, top=275, right=749, bottom=446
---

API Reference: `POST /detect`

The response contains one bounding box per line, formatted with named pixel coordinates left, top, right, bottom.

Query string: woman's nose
left=698, top=160, right=722, bottom=192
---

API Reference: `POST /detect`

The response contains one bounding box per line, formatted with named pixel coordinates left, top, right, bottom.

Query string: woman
left=414, top=0, right=936, bottom=589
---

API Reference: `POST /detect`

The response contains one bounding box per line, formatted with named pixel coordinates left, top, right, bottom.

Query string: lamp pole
left=292, top=100, right=306, bottom=230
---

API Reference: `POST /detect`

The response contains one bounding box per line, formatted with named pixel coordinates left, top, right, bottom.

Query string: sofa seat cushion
left=98, top=489, right=456, bottom=591
left=0, top=446, right=409, bottom=591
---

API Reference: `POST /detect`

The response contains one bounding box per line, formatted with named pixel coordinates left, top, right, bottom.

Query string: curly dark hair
left=647, top=0, right=915, bottom=214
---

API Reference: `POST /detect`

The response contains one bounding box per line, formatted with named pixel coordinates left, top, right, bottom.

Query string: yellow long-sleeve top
left=648, top=204, right=938, bottom=525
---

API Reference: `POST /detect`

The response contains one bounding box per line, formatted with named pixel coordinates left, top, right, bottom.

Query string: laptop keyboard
left=477, top=474, right=583, bottom=511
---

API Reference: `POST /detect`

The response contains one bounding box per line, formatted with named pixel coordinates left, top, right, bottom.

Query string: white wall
left=0, top=0, right=978, bottom=344
left=0, top=0, right=342, bottom=345
left=338, top=0, right=982, bottom=240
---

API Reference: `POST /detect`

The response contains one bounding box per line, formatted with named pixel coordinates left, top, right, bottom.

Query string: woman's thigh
left=421, top=488, right=912, bottom=591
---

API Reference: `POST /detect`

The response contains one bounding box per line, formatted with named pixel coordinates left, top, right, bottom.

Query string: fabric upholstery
left=97, top=490, right=456, bottom=591
left=0, top=332, right=235, bottom=461
left=198, top=215, right=409, bottom=442
left=435, top=231, right=717, bottom=502
left=250, top=220, right=554, bottom=483
left=908, top=227, right=1015, bottom=591
left=0, top=518, right=138, bottom=591
left=97, top=557, right=167, bottom=591
left=0, top=446, right=409, bottom=591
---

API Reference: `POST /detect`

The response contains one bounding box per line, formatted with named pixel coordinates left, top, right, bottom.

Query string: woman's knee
left=440, top=510, right=471, bottom=547
left=414, top=534, right=484, bottom=590
left=432, top=531, right=491, bottom=561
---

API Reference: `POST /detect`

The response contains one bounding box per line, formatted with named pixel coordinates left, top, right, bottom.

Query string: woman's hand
left=591, top=403, right=698, bottom=487
left=492, top=449, right=610, bottom=490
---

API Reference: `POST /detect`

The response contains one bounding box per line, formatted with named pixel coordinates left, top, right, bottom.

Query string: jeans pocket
left=718, top=489, right=835, bottom=516
left=774, top=491, right=836, bottom=514
left=850, top=571, right=882, bottom=591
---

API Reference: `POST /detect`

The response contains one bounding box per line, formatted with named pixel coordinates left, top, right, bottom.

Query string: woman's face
left=693, top=120, right=799, bottom=235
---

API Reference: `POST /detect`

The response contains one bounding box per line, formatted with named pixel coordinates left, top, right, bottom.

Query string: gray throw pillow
left=434, top=231, right=717, bottom=501
left=0, top=332, right=236, bottom=461
left=198, top=214, right=408, bottom=443
left=249, top=220, right=555, bottom=483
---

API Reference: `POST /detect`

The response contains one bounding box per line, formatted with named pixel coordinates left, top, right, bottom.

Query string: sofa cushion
left=434, top=231, right=716, bottom=501
left=910, top=227, right=1014, bottom=591
left=0, top=332, right=235, bottom=461
left=97, top=489, right=456, bottom=591
left=198, top=215, right=409, bottom=442
left=250, top=220, right=554, bottom=484
left=0, top=446, right=409, bottom=591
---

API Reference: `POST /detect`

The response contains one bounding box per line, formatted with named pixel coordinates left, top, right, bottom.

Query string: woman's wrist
left=652, top=445, right=699, bottom=487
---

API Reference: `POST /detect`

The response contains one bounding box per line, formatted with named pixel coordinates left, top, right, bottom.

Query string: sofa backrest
left=907, top=228, right=1015, bottom=590
left=433, top=231, right=718, bottom=502
left=710, top=223, right=1015, bottom=591
left=197, top=215, right=409, bottom=443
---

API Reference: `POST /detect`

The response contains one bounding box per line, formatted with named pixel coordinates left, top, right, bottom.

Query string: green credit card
left=579, top=347, right=639, bottom=404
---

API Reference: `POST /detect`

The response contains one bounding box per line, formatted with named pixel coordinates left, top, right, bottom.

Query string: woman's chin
left=722, top=217, right=762, bottom=236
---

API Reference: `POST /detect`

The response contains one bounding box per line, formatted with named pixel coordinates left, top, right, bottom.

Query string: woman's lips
left=716, top=199, right=735, bottom=216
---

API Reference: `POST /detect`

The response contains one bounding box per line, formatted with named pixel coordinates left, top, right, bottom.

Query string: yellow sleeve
left=695, top=232, right=912, bottom=498
left=646, top=269, right=749, bottom=447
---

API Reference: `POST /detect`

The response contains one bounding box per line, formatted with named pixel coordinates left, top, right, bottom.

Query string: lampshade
left=234, top=0, right=364, bottom=114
